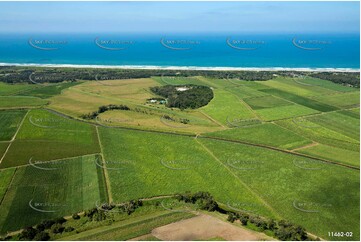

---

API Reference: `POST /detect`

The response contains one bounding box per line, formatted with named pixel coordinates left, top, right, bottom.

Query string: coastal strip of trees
left=0, top=66, right=358, bottom=88
left=0, top=66, right=276, bottom=83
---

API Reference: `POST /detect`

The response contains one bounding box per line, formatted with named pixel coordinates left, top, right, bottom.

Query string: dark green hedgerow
left=0, top=193, right=317, bottom=241
left=174, top=191, right=316, bottom=241
left=80, top=104, right=130, bottom=120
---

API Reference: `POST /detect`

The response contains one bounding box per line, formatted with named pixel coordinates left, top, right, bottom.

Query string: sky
left=0, top=1, right=359, bottom=34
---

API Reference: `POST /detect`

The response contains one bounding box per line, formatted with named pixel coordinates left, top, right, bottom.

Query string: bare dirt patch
left=151, top=214, right=273, bottom=241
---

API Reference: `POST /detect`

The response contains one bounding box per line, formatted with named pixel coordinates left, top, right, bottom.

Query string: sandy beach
left=0, top=63, right=359, bottom=72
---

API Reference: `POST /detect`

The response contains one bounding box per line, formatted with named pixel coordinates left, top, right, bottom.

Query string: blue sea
left=0, top=33, right=359, bottom=69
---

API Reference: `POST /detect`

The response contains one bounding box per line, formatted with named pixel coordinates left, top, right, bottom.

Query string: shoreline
left=0, top=62, right=359, bottom=72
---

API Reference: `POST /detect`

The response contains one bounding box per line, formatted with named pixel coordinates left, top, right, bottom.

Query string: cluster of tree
left=174, top=191, right=219, bottom=211
left=84, top=208, right=108, bottom=222
left=180, top=118, right=190, bottom=124
left=80, top=104, right=130, bottom=119
left=0, top=199, right=144, bottom=241
left=227, top=212, right=314, bottom=241
left=83, top=200, right=144, bottom=221
left=163, top=115, right=175, bottom=121
left=309, top=72, right=360, bottom=88
left=0, top=190, right=319, bottom=241
left=174, top=191, right=315, bottom=241
left=119, top=200, right=143, bottom=215
left=134, top=107, right=153, bottom=115
left=150, top=85, right=214, bottom=110
left=162, top=115, right=190, bottom=125
left=4, top=217, right=72, bottom=241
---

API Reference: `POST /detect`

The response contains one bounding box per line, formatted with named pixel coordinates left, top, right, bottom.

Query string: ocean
left=0, top=33, right=359, bottom=70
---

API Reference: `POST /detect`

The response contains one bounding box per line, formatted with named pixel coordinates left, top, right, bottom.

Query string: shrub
left=19, top=227, right=38, bottom=240
left=51, top=223, right=64, bottom=234
left=39, top=220, right=55, bottom=229
left=118, top=199, right=143, bottom=215
left=64, top=227, right=75, bottom=232
left=81, top=104, right=131, bottom=120
left=35, top=223, right=45, bottom=231
left=54, top=217, right=66, bottom=224
left=33, top=231, right=50, bottom=241
left=227, top=212, right=237, bottom=223
left=275, top=221, right=308, bottom=241
left=240, top=216, right=248, bottom=226
left=72, top=213, right=80, bottom=220
left=268, top=219, right=276, bottom=231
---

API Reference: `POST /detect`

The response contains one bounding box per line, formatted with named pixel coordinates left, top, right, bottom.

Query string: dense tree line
left=92, top=199, right=143, bottom=216
left=175, top=191, right=219, bottom=211
left=0, top=66, right=277, bottom=84
left=309, top=72, right=360, bottom=88
left=0, top=199, right=143, bottom=241
left=80, top=104, right=130, bottom=120
left=150, top=85, right=213, bottom=110
left=227, top=212, right=313, bottom=241
left=1, top=190, right=319, bottom=241
left=2, top=217, right=69, bottom=241
left=1, top=66, right=358, bottom=89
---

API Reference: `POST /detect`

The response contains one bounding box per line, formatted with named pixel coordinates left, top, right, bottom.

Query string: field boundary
left=0, top=167, right=17, bottom=207
left=199, top=111, right=227, bottom=128
left=195, top=138, right=282, bottom=219
left=291, top=142, right=319, bottom=151
left=96, top=126, right=113, bottom=203
left=41, top=107, right=359, bottom=171
left=0, top=110, right=29, bottom=165
left=239, top=98, right=261, bottom=120
left=0, top=153, right=101, bottom=171
left=199, top=135, right=360, bottom=170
